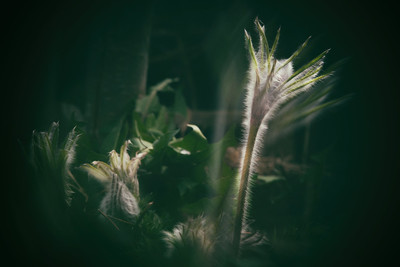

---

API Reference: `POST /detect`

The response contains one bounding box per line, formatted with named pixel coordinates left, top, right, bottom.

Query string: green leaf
left=131, top=137, right=153, bottom=152
left=147, top=128, right=164, bottom=139
left=149, top=78, right=177, bottom=94
left=154, top=106, right=169, bottom=131
left=169, top=124, right=208, bottom=154
left=135, top=78, right=177, bottom=118
left=149, top=129, right=180, bottom=165
left=145, top=113, right=156, bottom=129
left=132, top=112, right=155, bottom=142
left=135, top=94, right=161, bottom=118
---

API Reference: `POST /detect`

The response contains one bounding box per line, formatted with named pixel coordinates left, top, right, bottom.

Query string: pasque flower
left=81, top=141, right=146, bottom=220
left=31, top=122, right=81, bottom=206
left=163, top=216, right=216, bottom=259
left=233, top=18, right=330, bottom=255
left=243, top=21, right=329, bottom=127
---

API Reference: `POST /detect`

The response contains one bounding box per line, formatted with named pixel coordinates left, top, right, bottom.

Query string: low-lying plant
left=27, top=18, right=344, bottom=266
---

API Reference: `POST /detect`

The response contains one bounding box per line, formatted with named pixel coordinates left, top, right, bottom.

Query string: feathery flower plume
left=163, top=216, right=216, bottom=261
left=233, top=18, right=330, bottom=255
left=81, top=140, right=146, bottom=220
left=31, top=122, right=81, bottom=206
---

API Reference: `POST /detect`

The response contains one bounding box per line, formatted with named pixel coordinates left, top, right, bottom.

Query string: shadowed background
left=4, top=0, right=398, bottom=265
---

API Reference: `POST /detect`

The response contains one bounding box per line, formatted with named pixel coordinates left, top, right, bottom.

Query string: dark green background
left=4, top=0, right=399, bottom=265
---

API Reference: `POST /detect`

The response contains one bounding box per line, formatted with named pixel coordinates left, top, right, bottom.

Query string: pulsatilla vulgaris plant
left=26, top=17, right=340, bottom=266
left=81, top=140, right=146, bottom=221
left=232, top=18, right=331, bottom=255
left=163, top=216, right=216, bottom=265
left=31, top=122, right=82, bottom=206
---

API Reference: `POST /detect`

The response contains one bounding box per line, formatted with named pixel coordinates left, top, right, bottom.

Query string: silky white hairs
left=81, top=140, right=146, bottom=221
left=163, top=216, right=216, bottom=258
left=233, top=19, right=330, bottom=254
left=100, top=174, right=140, bottom=220
left=240, top=19, right=329, bottom=193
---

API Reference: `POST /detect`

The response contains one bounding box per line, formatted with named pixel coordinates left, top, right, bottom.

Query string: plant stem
left=232, top=121, right=259, bottom=256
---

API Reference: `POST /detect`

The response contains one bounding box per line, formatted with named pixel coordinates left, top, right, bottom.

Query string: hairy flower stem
left=233, top=120, right=260, bottom=256
left=231, top=19, right=329, bottom=256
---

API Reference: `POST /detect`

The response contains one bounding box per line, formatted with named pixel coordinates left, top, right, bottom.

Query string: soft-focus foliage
left=232, top=19, right=334, bottom=255
left=31, top=122, right=80, bottom=205
left=26, top=19, right=344, bottom=266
